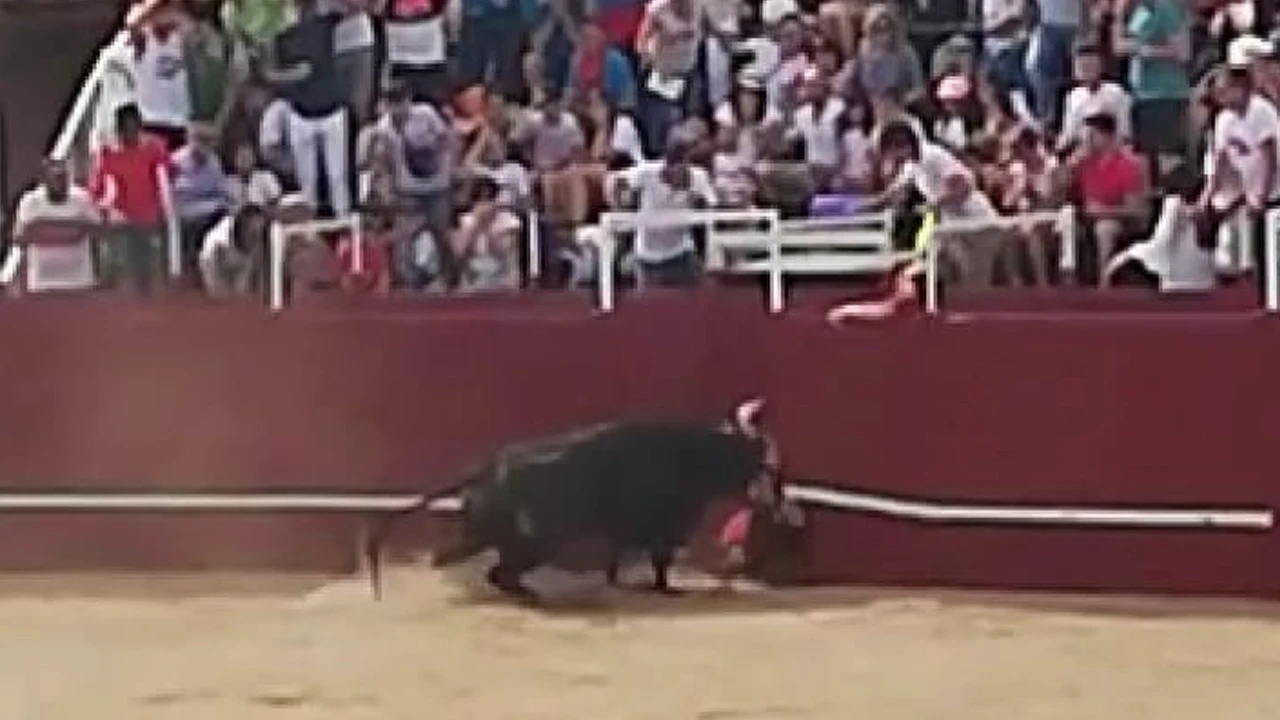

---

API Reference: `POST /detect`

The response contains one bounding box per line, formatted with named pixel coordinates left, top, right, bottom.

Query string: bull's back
left=581, top=423, right=763, bottom=546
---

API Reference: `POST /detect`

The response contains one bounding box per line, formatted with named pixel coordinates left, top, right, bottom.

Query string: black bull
left=428, top=403, right=779, bottom=600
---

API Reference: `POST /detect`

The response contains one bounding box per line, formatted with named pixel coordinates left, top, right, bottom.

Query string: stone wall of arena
left=1, top=292, right=1278, bottom=598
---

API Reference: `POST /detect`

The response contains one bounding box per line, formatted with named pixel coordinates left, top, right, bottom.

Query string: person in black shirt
left=263, top=0, right=351, bottom=217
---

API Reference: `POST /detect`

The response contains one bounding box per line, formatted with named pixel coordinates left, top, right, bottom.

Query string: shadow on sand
left=428, top=557, right=1280, bottom=625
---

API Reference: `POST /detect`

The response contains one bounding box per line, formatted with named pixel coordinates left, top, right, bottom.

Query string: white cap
left=1227, top=35, right=1274, bottom=68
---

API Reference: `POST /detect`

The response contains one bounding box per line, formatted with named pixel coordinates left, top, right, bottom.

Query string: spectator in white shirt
left=789, top=68, right=847, bottom=190
left=1199, top=67, right=1280, bottom=291
left=128, top=7, right=192, bottom=150
left=865, top=121, right=1003, bottom=287
left=1059, top=42, right=1133, bottom=152
left=614, top=136, right=718, bottom=288
left=11, top=158, right=104, bottom=294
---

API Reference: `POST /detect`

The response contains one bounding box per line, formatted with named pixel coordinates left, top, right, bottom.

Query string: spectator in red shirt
left=89, top=103, right=170, bottom=295
left=1068, top=112, right=1149, bottom=287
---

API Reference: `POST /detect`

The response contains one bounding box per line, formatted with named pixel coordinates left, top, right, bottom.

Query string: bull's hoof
left=650, top=583, right=686, bottom=596
left=487, top=567, right=539, bottom=605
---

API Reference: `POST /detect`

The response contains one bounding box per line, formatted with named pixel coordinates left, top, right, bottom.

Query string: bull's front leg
left=487, top=542, right=543, bottom=604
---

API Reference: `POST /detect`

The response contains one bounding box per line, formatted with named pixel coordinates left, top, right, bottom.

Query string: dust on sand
left=2, top=559, right=1280, bottom=720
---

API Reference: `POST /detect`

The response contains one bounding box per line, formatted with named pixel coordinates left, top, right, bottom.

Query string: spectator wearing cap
left=88, top=103, right=170, bottom=294
left=1199, top=66, right=1280, bottom=287
left=262, top=0, right=351, bottom=217
left=1228, top=32, right=1280, bottom=102
left=1026, top=0, right=1083, bottom=130
left=613, top=136, right=718, bottom=287
left=11, top=158, right=104, bottom=294
left=1115, top=0, right=1191, bottom=175
left=1059, top=41, right=1134, bottom=153
left=1066, top=112, right=1148, bottom=287
left=170, top=120, right=232, bottom=284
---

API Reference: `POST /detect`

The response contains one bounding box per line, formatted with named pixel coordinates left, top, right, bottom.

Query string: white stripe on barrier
left=426, top=485, right=1274, bottom=531
left=782, top=485, right=1273, bottom=530
left=0, top=493, right=423, bottom=512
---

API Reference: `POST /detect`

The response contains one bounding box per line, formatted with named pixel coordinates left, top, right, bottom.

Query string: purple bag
left=809, top=194, right=864, bottom=218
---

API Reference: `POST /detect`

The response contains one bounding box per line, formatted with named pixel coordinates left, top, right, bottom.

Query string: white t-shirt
left=841, top=128, right=872, bottom=182
left=619, top=163, right=718, bottom=262
left=791, top=97, right=847, bottom=168
left=1114, top=197, right=1215, bottom=292
left=1060, top=82, right=1133, bottom=146
left=131, top=28, right=190, bottom=129
left=610, top=115, right=647, bottom=165
left=13, top=186, right=101, bottom=292
left=385, top=13, right=446, bottom=67
left=1212, top=95, right=1280, bottom=204
left=893, top=142, right=998, bottom=219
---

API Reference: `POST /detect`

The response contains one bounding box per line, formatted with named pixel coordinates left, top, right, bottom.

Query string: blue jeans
left=1026, top=23, right=1076, bottom=131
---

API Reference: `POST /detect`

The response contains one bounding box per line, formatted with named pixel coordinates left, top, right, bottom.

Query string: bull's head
left=726, top=398, right=783, bottom=507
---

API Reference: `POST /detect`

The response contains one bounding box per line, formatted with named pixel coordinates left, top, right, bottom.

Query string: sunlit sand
left=3, top=561, right=1280, bottom=720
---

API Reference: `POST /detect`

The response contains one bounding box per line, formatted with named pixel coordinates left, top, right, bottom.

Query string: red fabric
left=719, top=507, right=753, bottom=547
left=598, top=4, right=645, bottom=48
left=89, top=135, right=169, bottom=225
left=1077, top=149, right=1144, bottom=208
left=575, top=46, right=605, bottom=91
left=335, top=234, right=391, bottom=291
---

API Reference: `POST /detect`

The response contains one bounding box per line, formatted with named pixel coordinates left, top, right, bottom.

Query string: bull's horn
left=734, top=398, right=766, bottom=433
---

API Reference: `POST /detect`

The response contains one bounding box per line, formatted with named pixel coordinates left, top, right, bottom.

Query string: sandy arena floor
left=2, top=562, right=1280, bottom=720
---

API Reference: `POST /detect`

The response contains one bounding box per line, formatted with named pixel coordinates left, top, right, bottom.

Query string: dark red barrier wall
left=0, top=292, right=1278, bottom=598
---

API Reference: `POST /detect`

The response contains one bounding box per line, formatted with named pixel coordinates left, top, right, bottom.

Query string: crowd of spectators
left=7, top=0, right=1280, bottom=301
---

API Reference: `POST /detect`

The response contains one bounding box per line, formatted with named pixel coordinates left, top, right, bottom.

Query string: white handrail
left=425, top=483, right=1273, bottom=530
left=0, top=492, right=423, bottom=511
left=594, top=208, right=781, bottom=313
left=268, top=214, right=363, bottom=312
left=923, top=207, right=1076, bottom=315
